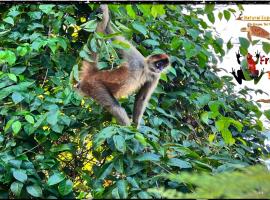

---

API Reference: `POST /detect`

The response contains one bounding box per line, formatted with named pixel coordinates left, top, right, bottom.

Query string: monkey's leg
left=92, top=86, right=130, bottom=126
left=133, top=80, right=158, bottom=128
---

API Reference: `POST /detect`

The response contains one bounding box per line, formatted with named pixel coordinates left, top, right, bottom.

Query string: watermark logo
left=230, top=51, right=268, bottom=85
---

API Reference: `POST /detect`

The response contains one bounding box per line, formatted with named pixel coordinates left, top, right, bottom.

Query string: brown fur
left=76, top=5, right=170, bottom=127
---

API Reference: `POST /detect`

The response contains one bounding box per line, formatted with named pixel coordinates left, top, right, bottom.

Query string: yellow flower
left=72, top=32, right=78, bottom=38
left=42, top=126, right=49, bottom=130
left=82, top=163, right=92, bottom=171
left=38, top=95, right=44, bottom=99
left=81, top=99, right=85, bottom=106
left=80, top=17, right=86, bottom=23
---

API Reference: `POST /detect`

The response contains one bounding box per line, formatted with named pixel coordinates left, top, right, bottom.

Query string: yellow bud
left=38, top=95, right=44, bottom=99
left=80, top=17, right=86, bottom=23
left=81, top=99, right=85, bottom=106
left=72, top=32, right=78, bottom=38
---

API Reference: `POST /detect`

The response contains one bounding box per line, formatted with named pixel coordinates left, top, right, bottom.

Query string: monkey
left=75, top=5, right=170, bottom=128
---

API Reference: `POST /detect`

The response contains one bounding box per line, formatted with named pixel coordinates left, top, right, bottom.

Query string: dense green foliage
left=150, top=164, right=270, bottom=198
left=0, top=3, right=269, bottom=199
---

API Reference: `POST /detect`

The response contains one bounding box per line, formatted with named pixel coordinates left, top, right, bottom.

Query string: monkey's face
left=147, top=54, right=170, bottom=73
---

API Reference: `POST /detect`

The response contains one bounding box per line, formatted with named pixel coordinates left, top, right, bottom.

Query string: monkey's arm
left=133, top=79, right=159, bottom=128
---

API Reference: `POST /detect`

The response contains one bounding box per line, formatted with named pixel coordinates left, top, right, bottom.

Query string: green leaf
left=47, top=173, right=65, bottom=186
left=215, top=119, right=226, bottom=131
left=97, top=162, right=114, bottom=180
left=227, top=38, right=233, bottom=50
left=135, top=132, right=147, bottom=146
left=132, top=22, right=147, bottom=35
left=196, top=94, right=211, bottom=108
left=26, top=185, right=42, bottom=197
left=137, top=5, right=151, bottom=16
left=47, top=40, right=57, bottom=54
left=46, top=110, right=59, bottom=126
left=168, top=158, right=192, bottom=169
left=8, top=73, right=17, bottom=82
left=0, top=135, right=4, bottom=143
left=93, top=126, right=117, bottom=148
left=80, top=20, right=97, bottom=32
left=168, top=66, right=177, bottom=76
left=58, top=179, right=73, bottom=196
left=39, top=4, right=55, bottom=14
left=12, top=92, right=24, bottom=104
left=111, top=40, right=130, bottom=50
left=4, top=16, right=14, bottom=25
left=264, top=109, right=270, bottom=120
left=126, top=5, right=136, bottom=19
left=208, top=134, right=215, bottom=143
left=151, top=5, right=165, bottom=18
left=221, top=129, right=234, bottom=145
left=113, top=135, right=126, bottom=153
left=160, top=72, right=168, bottom=82
left=16, top=46, right=28, bottom=56
left=10, top=181, right=23, bottom=197
left=9, top=160, right=22, bottom=168
left=79, top=51, right=93, bottom=63
left=204, top=4, right=215, bottom=14
left=262, top=42, right=270, bottom=54
left=6, top=51, right=16, bottom=65
left=228, top=118, right=243, bottom=132
left=200, top=112, right=209, bottom=124
left=57, top=37, right=67, bottom=51
left=138, top=191, right=151, bottom=199
left=239, top=37, right=250, bottom=49
left=10, top=67, right=26, bottom=75
left=50, top=144, right=73, bottom=152
left=143, top=39, right=159, bottom=46
left=12, top=121, right=22, bottom=135
left=136, top=153, right=160, bottom=162
left=25, top=115, right=35, bottom=124
left=223, top=10, right=231, bottom=21
left=207, top=13, right=215, bottom=24
left=218, top=12, right=223, bottom=20
left=117, top=180, right=128, bottom=199
left=13, top=169, right=27, bottom=183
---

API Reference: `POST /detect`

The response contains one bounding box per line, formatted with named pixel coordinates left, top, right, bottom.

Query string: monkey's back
left=85, top=64, right=146, bottom=99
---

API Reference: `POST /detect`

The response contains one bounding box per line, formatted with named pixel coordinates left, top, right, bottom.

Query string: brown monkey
left=76, top=5, right=170, bottom=128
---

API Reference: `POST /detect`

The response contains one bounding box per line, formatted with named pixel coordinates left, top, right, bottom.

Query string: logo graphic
left=240, top=25, right=270, bottom=41
left=230, top=51, right=265, bottom=85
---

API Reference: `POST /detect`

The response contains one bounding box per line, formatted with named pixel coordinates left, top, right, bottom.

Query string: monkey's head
left=146, top=54, right=170, bottom=74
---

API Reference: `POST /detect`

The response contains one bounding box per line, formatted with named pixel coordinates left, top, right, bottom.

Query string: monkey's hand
left=230, top=68, right=236, bottom=75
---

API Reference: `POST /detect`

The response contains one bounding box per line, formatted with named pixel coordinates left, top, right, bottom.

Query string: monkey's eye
left=155, top=59, right=168, bottom=70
